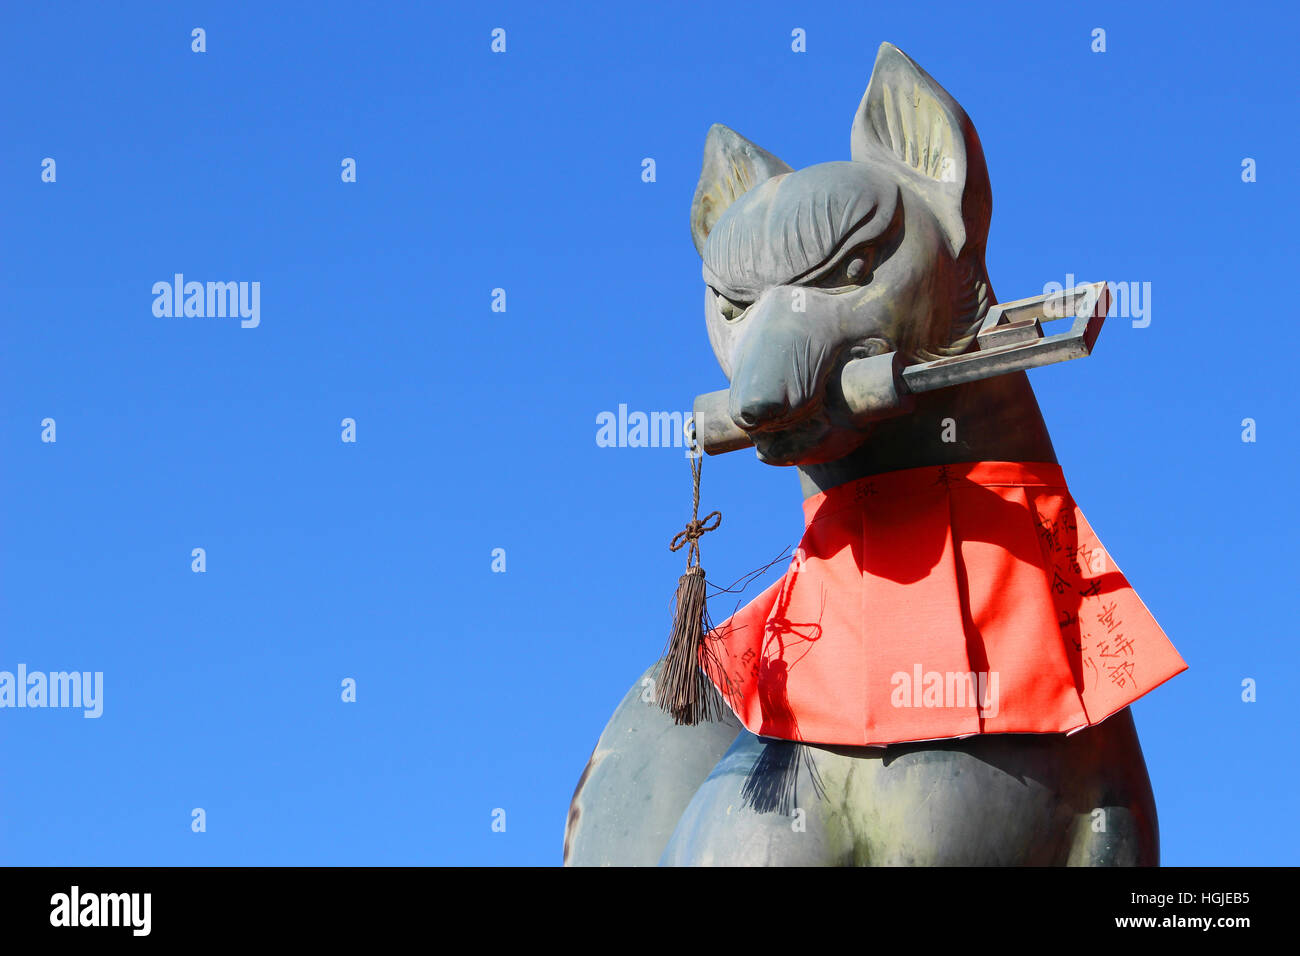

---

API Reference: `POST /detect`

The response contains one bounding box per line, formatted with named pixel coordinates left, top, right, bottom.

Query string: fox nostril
left=732, top=397, right=791, bottom=431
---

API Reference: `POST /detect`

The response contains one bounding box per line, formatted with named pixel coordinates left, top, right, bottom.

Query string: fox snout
left=727, top=289, right=840, bottom=433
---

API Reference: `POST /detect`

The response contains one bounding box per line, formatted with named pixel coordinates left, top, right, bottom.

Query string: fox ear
left=690, top=124, right=792, bottom=257
left=850, top=43, right=991, bottom=258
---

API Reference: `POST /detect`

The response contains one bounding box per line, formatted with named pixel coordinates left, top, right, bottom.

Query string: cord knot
left=670, top=510, right=721, bottom=566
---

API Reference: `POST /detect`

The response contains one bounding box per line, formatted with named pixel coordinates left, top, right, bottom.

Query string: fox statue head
left=690, top=43, right=999, bottom=468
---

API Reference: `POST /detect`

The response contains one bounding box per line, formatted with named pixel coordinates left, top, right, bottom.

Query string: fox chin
left=750, top=412, right=871, bottom=466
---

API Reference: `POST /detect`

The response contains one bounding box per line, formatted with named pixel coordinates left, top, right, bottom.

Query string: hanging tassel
left=658, top=429, right=725, bottom=725
left=739, top=658, right=825, bottom=814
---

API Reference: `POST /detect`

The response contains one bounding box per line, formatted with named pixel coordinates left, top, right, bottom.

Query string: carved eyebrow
left=701, top=264, right=748, bottom=304
left=702, top=176, right=899, bottom=298
left=789, top=199, right=903, bottom=286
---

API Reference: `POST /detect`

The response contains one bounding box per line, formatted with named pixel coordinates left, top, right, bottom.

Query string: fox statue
left=564, top=42, right=1185, bottom=867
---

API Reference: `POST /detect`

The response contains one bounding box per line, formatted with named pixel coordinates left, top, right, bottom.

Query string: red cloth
left=703, top=461, right=1186, bottom=747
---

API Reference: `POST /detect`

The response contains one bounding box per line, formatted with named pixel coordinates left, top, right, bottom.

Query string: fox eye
left=839, top=245, right=876, bottom=285
left=806, top=244, right=878, bottom=291
left=713, top=289, right=750, bottom=322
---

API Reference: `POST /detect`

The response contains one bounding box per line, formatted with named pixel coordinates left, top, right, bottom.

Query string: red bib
left=704, top=461, right=1187, bottom=747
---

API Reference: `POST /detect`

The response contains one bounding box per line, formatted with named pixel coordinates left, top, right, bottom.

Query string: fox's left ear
left=851, top=43, right=991, bottom=258
left=690, top=124, right=792, bottom=258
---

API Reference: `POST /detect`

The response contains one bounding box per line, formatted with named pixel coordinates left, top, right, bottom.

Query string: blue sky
left=1, top=0, right=1296, bottom=865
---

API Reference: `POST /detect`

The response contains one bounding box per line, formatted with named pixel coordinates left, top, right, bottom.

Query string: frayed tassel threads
left=739, top=658, right=824, bottom=814
left=740, top=740, right=824, bottom=816
left=658, top=566, right=728, bottom=725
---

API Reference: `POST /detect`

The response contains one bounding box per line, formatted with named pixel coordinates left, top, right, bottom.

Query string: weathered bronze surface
left=565, top=42, right=1160, bottom=867
left=564, top=662, right=740, bottom=866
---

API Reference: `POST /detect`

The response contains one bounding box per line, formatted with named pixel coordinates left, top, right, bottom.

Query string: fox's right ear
left=690, top=124, right=791, bottom=258
left=850, top=43, right=990, bottom=258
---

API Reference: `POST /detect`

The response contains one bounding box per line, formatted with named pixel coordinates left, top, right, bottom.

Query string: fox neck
left=797, top=371, right=1058, bottom=499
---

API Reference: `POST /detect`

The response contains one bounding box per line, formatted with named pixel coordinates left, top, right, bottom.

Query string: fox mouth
left=751, top=413, right=840, bottom=465
left=743, top=350, right=879, bottom=465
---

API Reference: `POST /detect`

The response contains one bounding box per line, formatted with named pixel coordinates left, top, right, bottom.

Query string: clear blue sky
left=1, top=0, right=1295, bottom=866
